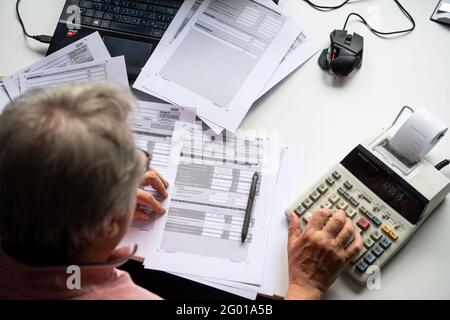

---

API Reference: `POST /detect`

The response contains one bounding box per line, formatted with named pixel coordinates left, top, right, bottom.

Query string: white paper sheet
left=144, top=122, right=281, bottom=284
left=4, top=32, right=110, bottom=99
left=0, top=81, right=11, bottom=114
left=173, top=273, right=258, bottom=299
left=18, top=56, right=128, bottom=93
left=120, top=101, right=197, bottom=258
left=133, top=0, right=301, bottom=133
left=184, top=145, right=303, bottom=296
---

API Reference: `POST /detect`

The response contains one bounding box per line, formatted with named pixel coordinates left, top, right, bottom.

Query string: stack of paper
left=122, top=103, right=303, bottom=298
left=3, top=32, right=128, bottom=99
left=133, top=0, right=318, bottom=134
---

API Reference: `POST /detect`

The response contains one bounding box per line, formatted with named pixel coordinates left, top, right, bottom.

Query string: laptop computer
left=47, top=0, right=184, bottom=80
left=48, top=0, right=280, bottom=81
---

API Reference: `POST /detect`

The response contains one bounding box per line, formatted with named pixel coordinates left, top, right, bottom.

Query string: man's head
left=0, top=83, right=143, bottom=265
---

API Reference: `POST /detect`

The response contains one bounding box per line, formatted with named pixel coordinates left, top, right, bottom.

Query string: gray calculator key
left=350, top=197, right=360, bottom=207
left=302, top=198, right=314, bottom=209
left=328, top=194, right=340, bottom=205
left=309, top=190, right=321, bottom=202
left=370, top=230, right=382, bottom=241
left=364, top=237, right=375, bottom=249
left=294, top=205, right=306, bottom=217
left=344, top=180, right=353, bottom=189
left=332, top=171, right=341, bottom=179
left=326, top=177, right=335, bottom=186
left=336, top=201, right=348, bottom=211
left=346, top=208, right=356, bottom=219
left=344, top=192, right=352, bottom=200
left=317, top=184, right=329, bottom=194
left=337, top=187, right=346, bottom=195
left=320, top=202, right=333, bottom=210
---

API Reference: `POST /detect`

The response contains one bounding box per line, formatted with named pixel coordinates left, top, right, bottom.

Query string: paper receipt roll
left=390, top=108, right=448, bottom=163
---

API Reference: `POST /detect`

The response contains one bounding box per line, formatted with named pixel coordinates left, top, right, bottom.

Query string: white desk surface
left=1, top=0, right=449, bottom=299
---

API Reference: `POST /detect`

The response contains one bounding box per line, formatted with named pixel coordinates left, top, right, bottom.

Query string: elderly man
left=0, top=83, right=362, bottom=300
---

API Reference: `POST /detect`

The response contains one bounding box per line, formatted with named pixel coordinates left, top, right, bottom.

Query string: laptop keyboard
left=77, top=0, right=183, bottom=39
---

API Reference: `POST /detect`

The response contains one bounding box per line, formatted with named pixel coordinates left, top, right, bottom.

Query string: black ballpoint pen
left=241, top=171, right=259, bottom=243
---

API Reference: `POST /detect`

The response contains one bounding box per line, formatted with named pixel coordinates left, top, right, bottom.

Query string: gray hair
left=0, top=83, right=142, bottom=265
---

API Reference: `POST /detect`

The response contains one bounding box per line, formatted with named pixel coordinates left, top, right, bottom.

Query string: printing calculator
left=285, top=110, right=450, bottom=285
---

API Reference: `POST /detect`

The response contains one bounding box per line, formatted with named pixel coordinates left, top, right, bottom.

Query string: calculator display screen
left=341, top=145, right=428, bottom=224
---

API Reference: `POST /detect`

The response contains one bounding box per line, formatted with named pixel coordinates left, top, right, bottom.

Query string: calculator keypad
left=288, top=168, right=404, bottom=282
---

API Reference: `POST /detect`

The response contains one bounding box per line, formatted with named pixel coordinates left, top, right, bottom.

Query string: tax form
left=3, top=32, right=110, bottom=99
left=133, top=0, right=302, bottom=133
left=121, top=101, right=196, bottom=258
left=18, top=56, right=129, bottom=93
left=134, top=0, right=317, bottom=134
left=176, top=145, right=303, bottom=297
left=0, top=81, right=11, bottom=113
left=144, top=122, right=281, bottom=284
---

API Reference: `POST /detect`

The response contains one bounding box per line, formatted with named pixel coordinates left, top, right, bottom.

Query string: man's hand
left=285, top=209, right=363, bottom=300
left=135, top=166, right=169, bottom=219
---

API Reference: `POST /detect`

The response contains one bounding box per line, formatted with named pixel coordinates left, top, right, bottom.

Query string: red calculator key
left=356, top=217, right=370, bottom=231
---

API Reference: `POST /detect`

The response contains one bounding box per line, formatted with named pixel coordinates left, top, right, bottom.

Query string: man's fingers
left=134, top=209, right=150, bottom=221
left=288, top=212, right=302, bottom=247
left=334, top=217, right=354, bottom=248
left=151, top=166, right=169, bottom=188
left=307, top=209, right=333, bottom=231
left=143, top=171, right=168, bottom=198
left=322, top=210, right=347, bottom=237
left=137, top=189, right=166, bottom=214
left=345, top=231, right=363, bottom=260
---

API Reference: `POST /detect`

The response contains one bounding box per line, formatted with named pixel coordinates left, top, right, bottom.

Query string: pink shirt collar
left=0, top=245, right=139, bottom=299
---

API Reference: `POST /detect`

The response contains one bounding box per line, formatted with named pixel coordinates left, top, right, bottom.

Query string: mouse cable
left=435, top=159, right=450, bottom=171
left=303, top=0, right=415, bottom=37
left=16, top=0, right=52, bottom=44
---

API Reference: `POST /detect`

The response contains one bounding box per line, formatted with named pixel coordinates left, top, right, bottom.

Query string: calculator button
left=302, top=198, right=314, bottom=209
left=356, top=260, right=369, bottom=273
left=302, top=212, right=312, bottom=224
left=379, top=237, right=392, bottom=249
left=336, top=201, right=348, bottom=211
left=365, top=210, right=374, bottom=219
left=326, top=177, right=335, bottom=186
left=344, top=180, right=353, bottom=190
left=343, top=192, right=352, bottom=201
left=294, top=205, right=306, bottom=217
left=346, top=208, right=356, bottom=219
left=349, top=197, right=359, bottom=207
left=309, top=190, right=321, bottom=202
left=337, top=187, right=346, bottom=195
left=370, top=230, right=382, bottom=241
left=381, top=224, right=392, bottom=235
left=364, top=237, right=375, bottom=249
left=320, top=202, right=333, bottom=210
left=332, top=171, right=341, bottom=180
left=371, top=216, right=382, bottom=227
left=359, top=206, right=368, bottom=214
left=317, top=184, right=329, bottom=195
left=328, top=194, right=340, bottom=205
left=363, top=252, right=376, bottom=265
left=388, top=230, right=399, bottom=241
left=351, top=247, right=367, bottom=264
left=356, top=217, right=370, bottom=231
left=371, top=245, right=384, bottom=257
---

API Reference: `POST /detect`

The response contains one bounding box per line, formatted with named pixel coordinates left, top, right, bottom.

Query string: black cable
left=304, top=0, right=415, bottom=37
left=16, top=0, right=52, bottom=44
left=435, top=159, right=450, bottom=171
left=303, top=0, right=352, bottom=11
